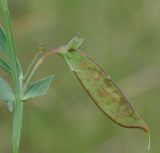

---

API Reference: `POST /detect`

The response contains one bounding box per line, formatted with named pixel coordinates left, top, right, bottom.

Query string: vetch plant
left=0, top=0, right=150, bottom=153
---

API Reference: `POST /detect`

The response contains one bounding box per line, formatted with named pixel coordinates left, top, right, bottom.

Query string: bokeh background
left=0, top=0, right=160, bottom=153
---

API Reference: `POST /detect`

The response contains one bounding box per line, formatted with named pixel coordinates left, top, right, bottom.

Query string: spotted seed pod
left=58, top=49, right=149, bottom=133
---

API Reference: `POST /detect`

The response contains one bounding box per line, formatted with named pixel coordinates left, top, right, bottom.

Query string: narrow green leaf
left=16, top=57, right=23, bottom=76
left=0, top=58, right=11, bottom=73
left=0, top=76, right=14, bottom=111
left=16, top=57, right=24, bottom=92
left=0, top=26, right=7, bottom=53
left=23, top=75, right=54, bottom=101
left=0, top=27, right=22, bottom=76
left=58, top=49, right=149, bottom=133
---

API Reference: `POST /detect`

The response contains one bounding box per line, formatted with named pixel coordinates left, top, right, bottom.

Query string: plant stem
left=0, top=0, right=23, bottom=153
left=24, top=51, right=43, bottom=80
left=23, top=46, right=64, bottom=93
left=12, top=103, right=23, bottom=153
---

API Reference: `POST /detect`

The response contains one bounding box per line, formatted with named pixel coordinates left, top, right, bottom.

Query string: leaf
left=16, top=57, right=24, bottom=90
left=0, top=58, right=11, bottom=73
left=0, top=26, right=8, bottom=56
left=0, top=77, right=14, bottom=111
left=0, top=27, right=22, bottom=76
left=0, top=26, right=6, bottom=50
left=58, top=49, right=149, bottom=133
left=23, top=75, right=54, bottom=101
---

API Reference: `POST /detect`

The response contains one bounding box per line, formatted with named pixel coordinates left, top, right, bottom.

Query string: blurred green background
left=0, top=0, right=160, bottom=153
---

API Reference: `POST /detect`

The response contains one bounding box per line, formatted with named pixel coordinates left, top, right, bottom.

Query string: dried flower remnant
left=58, top=49, right=150, bottom=134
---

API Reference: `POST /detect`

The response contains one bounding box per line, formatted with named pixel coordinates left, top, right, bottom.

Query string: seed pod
left=58, top=49, right=149, bottom=133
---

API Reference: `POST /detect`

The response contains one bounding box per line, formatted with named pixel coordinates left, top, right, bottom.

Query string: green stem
left=12, top=103, right=23, bottom=153
left=0, top=0, right=23, bottom=153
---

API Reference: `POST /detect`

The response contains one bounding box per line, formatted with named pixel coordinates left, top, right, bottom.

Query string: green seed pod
left=58, top=49, right=149, bottom=133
